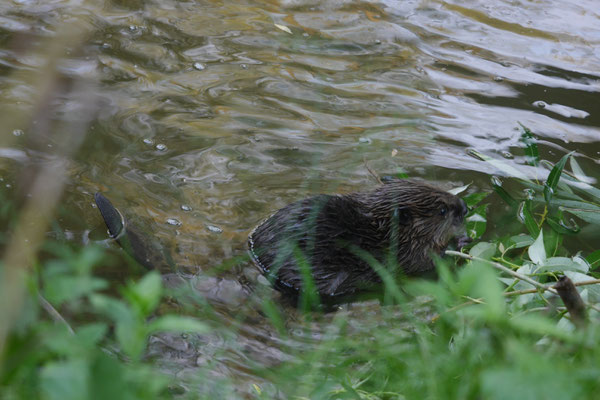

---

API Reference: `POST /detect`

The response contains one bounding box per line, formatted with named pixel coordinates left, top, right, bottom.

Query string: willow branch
left=504, top=279, right=600, bottom=296
left=445, top=250, right=558, bottom=295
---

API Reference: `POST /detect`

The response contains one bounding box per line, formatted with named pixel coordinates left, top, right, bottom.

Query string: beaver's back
left=248, top=179, right=468, bottom=299
left=248, top=194, right=382, bottom=297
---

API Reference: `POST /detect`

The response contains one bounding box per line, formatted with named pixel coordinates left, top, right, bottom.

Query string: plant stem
left=38, top=294, right=75, bottom=335
left=504, top=279, right=600, bottom=296
left=492, top=255, right=521, bottom=270
left=446, top=250, right=558, bottom=295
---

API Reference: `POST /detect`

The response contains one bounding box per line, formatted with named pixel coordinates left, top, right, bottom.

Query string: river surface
left=1, top=0, right=599, bottom=397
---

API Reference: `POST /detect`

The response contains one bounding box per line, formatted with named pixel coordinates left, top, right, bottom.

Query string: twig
left=504, top=279, right=600, bottom=296
left=363, top=159, right=382, bottom=184
left=38, top=294, right=75, bottom=335
left=431, top=278, right=600, bottom=323
left=445, top=250, right=558, bottom=295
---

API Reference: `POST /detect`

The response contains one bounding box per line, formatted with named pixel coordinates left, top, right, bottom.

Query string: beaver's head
left=364, top=179, right=470, bottom=272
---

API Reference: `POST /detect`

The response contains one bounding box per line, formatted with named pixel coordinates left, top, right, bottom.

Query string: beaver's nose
left=459, top=198, right=468, bottom=218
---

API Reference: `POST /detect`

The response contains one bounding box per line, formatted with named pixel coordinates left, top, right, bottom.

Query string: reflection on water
left=1, top=0, right=599, bottom=395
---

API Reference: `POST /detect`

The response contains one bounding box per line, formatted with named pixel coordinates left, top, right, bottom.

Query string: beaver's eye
left=440, top=207, right=447, bottom=217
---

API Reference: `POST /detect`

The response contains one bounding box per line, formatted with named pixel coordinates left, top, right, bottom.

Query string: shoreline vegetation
left=2, top=124, right=600, bottom=399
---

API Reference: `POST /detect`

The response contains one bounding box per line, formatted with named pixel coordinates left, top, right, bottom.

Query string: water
left=1, top=0, right=599, bottom=396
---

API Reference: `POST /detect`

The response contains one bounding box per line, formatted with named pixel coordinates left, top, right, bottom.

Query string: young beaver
left=248, top=179, right=470, bottom=298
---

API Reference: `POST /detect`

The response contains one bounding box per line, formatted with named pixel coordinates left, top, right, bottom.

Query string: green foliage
left=543, top=152, right=573, bottom=204
left=519, top=122, right=539, bottom=167
left=42, top=246, right=108, bottom=307
left=1, top=243, right=209, bottom=399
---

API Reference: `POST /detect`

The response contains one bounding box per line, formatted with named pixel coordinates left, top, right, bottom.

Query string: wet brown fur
left=248, top=179, right=468, bottom=298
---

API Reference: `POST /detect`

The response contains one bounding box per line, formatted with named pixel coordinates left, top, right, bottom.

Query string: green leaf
left=560, top=170, right=600, bottom=201
left=42, top=325, right=83, bottom=357
left=519, top=123, right=539, bottom=167
left=543, top=226, right=561, bottom=257
left=509, top=315, right=573, bottom=342
left=544, top=152, right=573, bottom=204
left=457, top=261, right=504, bottom=318
left=545, top=199, right=600, bottom=211
left=586, top=250, right=600, bottom=269
left=475, top=264, right=505, bottom=318
left=77, top=323, right=109, bottom=347
left=469, top=242, right=496, bottom=260
left=573, top=256, right=590, bottom=272
left=519, top=200, right=539, bottom=237
left=463, top=191, right=490, bottom=208
left=126, top=271, right=163, bottom=316
left=44, top=276, right=107, bottom=306
left=115, top=321, right=145, bottom=361
left=491, top=176, right=518, bottom=207
left=557, top=179, right=576, bottom=195
left=466, top=204, right=488, bottom=239
left=147, top=316, right=210, bottom=334
left=89, top=294, right=134, bottom=324
left=570, top=156, right=594, bottom=184
left=43, top=323, right=109, bottom=358
left=40, top=359, right=90, bottom=400
left=538, top=257, right=588, bottom=273
left=575, top=183, right=600, bottom=202
left=508, top=234, right=534, bottom=249
left=89, top=295, right=144, bottom=359
left=546, top=215, right=580, bottom=235
left=562, top=208, right=600, bottom=224
left=521, top=179, right=583, bottom=201
left=528, top=230, right=546, bottom=264
left=89, top=354, right=136, bottom=400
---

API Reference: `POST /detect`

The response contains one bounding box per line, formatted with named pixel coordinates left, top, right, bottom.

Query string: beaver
left=248, top=179, right=470, bottom=298
left=94, top=179, right=470, bottom=302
